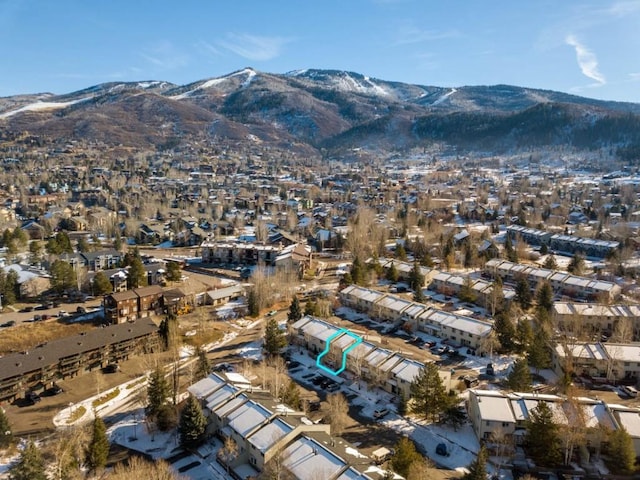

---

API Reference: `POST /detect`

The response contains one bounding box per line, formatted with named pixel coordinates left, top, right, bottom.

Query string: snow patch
left=345, top=446, right=368, bottom=458
left=170, top=68, right=257, bottom=99
left=0, top=95, right=94, bottom=118
left=431, top=88, right=457, bottom=106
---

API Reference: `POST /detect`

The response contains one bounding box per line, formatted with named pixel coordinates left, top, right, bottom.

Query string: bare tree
left=326, top=392, right=349, bottom=437
left=611, top=317, right=633, bottom=343
left=407, top=457, right=436, bottom=480
left=109, top=455, right=183, bottom=479
left=562, top=391, right=587, bottom=466
left=219, top=437, right=239, bottom=474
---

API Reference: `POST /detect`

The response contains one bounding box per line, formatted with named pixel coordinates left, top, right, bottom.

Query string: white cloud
left=216, top=33, right=290, bottom=61
left=139, top=41, right=189, bottom=70
left=607, top=1, right=640, bottom=17
left=565, top=34, right=606, bottom=85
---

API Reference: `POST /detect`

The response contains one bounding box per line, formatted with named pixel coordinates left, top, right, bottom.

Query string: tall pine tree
left=195, top=347, right=210, bottom=381
left=179, top=395, right=207, bottom=449
left=287, top=296, right=302, bottom=323
left=410, top=363, right=449, bottom=422
left=264, top=318, right=287, bottom=357
left=390, top=437, right=422, bottom=479
left=86, top=416, right=110, bottom=473
left=526, top=401, right=562, bottom=466
left=9, top=441, right=47, bottom=480
left=606, top=427, right=636, bottom=475
left=147, top=365, right=170, bottom=419
left=462, top=445, right=488, bottom=480
left=506, top=358, right=533, bottom=392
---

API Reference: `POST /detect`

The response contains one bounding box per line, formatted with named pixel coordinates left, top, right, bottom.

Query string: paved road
left=0, top=299, right=103, bottom=327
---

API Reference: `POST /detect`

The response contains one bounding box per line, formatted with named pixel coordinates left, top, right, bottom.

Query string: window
left=250, top=456, right=257, bottom=466
left=486, top=421, right=491, bottom=426
left=502, top=422, right=510, bottom=427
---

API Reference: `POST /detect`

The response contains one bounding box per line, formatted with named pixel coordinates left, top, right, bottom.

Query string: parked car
left=25, top=391, right=41, bottom=405
left=103, top=363, right=119, bottom=373
left=0, top=320, right=16, bottom=328
left=58, top=310, right=69, bottom=317
left=308, top=401, right=321, bottom=412
left=267, top=310, right=278, bottom=317
left=326, top=383, right=341, bottom=392
left=373, top=408, right=390, bottom=419
left=486, top=363, right=495, bottom=376
left=77, top=306, right=87, bottom=314
left=436, top=443, right=449, bottom=456
left=45, top=383, right=63, bottom=396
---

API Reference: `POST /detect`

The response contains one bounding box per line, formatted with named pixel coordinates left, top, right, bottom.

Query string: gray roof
left=0, top=320, right=157, bottom=380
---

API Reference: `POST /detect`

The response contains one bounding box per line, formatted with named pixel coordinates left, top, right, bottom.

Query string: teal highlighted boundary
left=316, top=328, right=363, bottom=376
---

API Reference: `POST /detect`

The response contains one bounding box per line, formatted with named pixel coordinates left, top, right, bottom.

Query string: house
left=103, top=285, right=163, bottom=324
left=205, top=284, right=244, bottom=306
left=81, top=249, right=122, bottom=271
left=552, top=303, right=640, bottom=340
left=552, top=342, right=640, bottom=384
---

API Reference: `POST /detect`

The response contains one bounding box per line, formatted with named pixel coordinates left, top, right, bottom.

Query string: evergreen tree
left=77, top=237, right=91, bottom=253
left=179, top=395, right=207, bottom=449
left=50, top=259, right=77, bottom=293
left=287, top=296, right=302, bottom=323
left=390, top=437, right=422, bottom=479
left=0, top=407, right=12, bottom=447
left=540, top=243, right=548, bottom=255
left=409, top=261, right=425, bottom=293
left=606, top=427, right=636, bottom=475
left=397, top=393, right=408, bottom=416
left=166, top=261, right=182, bottom=282
left=567, top=253, right=585, bottom=275
left=247, top=290, right=260, bottom=317
left=421, top=250, right=434, bottom=267
left=86, top=416, right=110, bottom=473
left=527, top=325, right=551, bottom=373
left=507, top=358, right=533, bottom=392
left=526, top=401, right=562, bottom=466
left=113, top=235, right=122, bottom=252
left=505, top=235, right=518, bottom=262
left=462, top=445, right=488, bottom=480
left=282, top=380, right=302, bottom=410
left=350, top=257, right=366, bottom=286
left=386, top=262, right=399, bottom=282
left=158, top=315, right=179, bottom=350
left=147, top=365, right=170, bottom=419
left=515, top=277, right=532, bottom=310
left=304, top=299, right=319, bottom=316
left=28, top=240, right=43, bottom=265
left=410, top=363, right=449, bottom=421
left=494, top=311, right=516, bottom=353
left=413, top=288, right=426, bottom=303
left=443, top=403, right=466, bottom=431
left=396, top=243, right=407, bottom=261
left=264, top=318, right=287, bottom=357
left=515, top=318, right=534, bottom=354
left=195, top=347, right=210, bottom=381
left=92, top=271, right=113, bottom=295
left=458, top=276, right=477, bottom=303
left=543, top=254, right=557, bottom=270
left=536, top=281, right=554, bottom=313
left=127, top=256, right=147, bottom=289
left=8, top=441, right=47, bottom=480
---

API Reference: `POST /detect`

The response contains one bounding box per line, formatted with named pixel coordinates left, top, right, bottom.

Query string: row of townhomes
left=484, top=259, right=621, bottom=301
left=0, top=320, right=159, bottom=402
left=552, top=341, right=640, bottom=384
left=339, top=285, right=493, bottom=350
left=468, top=389, right=640, bottom=458
left=290, top=315, right=451, bottom=398
left=553, top=302, right=640, bottom=340
left=506, top=225, right=620, bottom=258
left=188, top=372, right=376, bottom=480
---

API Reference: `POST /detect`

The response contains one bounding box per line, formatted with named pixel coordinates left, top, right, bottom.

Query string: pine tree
left=527, top=325, right=551, bottom=373
left=397, top=393, right=408, bottom=416
left=166, top=261, right=182, bottom=282
left=567, top=253, right=585, bottom=275
left=526, top=401, right=562, bottom=466
left=543, top=254, right=557, bottom=270
left=264, top=318, right=287, bottom=357
left=350, top=256, right=366, bottom=286
left=86, top=416, right=110, bottom=473
left=195, top=347, right=210, bottom=381
left=515, top=276, right=532, bottom=310
left=515, top=318, right=534, bottom=354
left=127, top=255, right=147, bottom=289
left=536, top=281, right=554, bottom=313
left=410, top=363, right=449, bottom=421
left=304, top=300, right=319, bottom=316
left=606, top=427, right=636, bottom=474
left=391, top=437, right=422, bottom=479
left=462, top=445, right=488, bottom=480
left=93, top=271, right=113, bottom=295
left=505, top=235, right=518, bottom=262
left=287, top=296, right=302, bottom=323
left=147, top=365, right=170, bottom=419
left=282, top=380, right=302, bottom=410
left=409, top=261, right=425, bottom=293
left=9, top=441, right=47, bottom=480
left=159, top=315, right=180, bottom=351
left=413, top=288, right=426, bottom=303
left=0, top=407, right=12, bottom=448
left=179, top=395, right=207, bottom=449
left=493, top=311, right=516, bottom=353
left=507, top=358, right=533, bottom=392
left=396, top=243, right=407, bottom=261
left=386, top=262, right=399, bottom=282
left=458, top=276, right=477, bottom=303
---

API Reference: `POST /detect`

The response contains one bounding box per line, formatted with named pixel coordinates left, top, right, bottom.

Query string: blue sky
left=1, top=0, right=639, bottom=102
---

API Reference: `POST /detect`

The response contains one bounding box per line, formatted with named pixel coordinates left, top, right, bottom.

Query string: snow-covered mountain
left=1, top=68, right=639, bottom=159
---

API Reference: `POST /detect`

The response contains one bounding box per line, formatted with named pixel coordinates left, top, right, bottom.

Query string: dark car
left=287, top=361, right=302, bottom=369
left=486, top=363, right=495, bottom=376
left=0, top=320, right=16, bottom=328
left=77, top=306, right=87, bottom=314
left=312, top=376, right=326, bottom=386
left=308, top=400, right=321, bottom=412
left=25, top=391, right=41, bottom=405
left=45, top=384, right=64, bottom=396
left=436, top=443, right=449, bottom=456
left=103, top=363, right=119, bottom=373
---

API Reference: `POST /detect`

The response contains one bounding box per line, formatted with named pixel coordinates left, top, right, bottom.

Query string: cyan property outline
left=316, top=328, right=363, bottom=376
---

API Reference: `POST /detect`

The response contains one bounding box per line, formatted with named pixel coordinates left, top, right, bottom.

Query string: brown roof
left=110, top=290, right=138, bottom=301
left=0, top=320, right=158, bottom=381
left=134, top=285, right=163, bottom=297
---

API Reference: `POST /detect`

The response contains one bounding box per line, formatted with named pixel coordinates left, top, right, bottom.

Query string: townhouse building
left=484, top=259, right=621, bottom=301
left=553, top=302, right=640, bottom=340
left=506, top=225, right=619, bottom=258
left=552, top=342, right=640, bottom=384
left=187, top=373, right=374, bottom=479
left=103, top=285, right=164, bottom=324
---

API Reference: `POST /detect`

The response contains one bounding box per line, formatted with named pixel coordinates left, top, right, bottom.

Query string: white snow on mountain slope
left=431, top=87, right=457, bottom=106
left=0, top=95, right=94, bottom=119
left=170, top=68, right=257, bottom=99
left=334, top=72, right=390, bottom=97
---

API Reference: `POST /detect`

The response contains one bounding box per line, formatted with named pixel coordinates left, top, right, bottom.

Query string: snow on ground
left=235, top=340, right=263, bottom=361
left=0, top=96, right=94, bottom=118
left=215, top=300, right=246, bottom=320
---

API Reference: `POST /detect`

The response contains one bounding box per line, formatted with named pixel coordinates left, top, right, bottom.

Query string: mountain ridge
left=1, top=68, right=639, bottom=160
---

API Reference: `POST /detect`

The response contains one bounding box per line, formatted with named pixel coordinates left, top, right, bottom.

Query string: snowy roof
left=603, top=343, right=640, bottom=362
left=282, top=436, right=346, bottom=480
left=438, top=313, right=492, bottom=337
left=212, top=393, right=248, bottom=417
left=553, top=342, right=608, bottom=361
left=205, top=384, right=238, bottom=411
left=346, top=342, right=375, bottom=361
left=376, top=295, right=412, bottom=313
left=302, top=319, right=339, bottom=341
left=336, top=467, right=374, bottom=480
left=613, top=409, right=640, bottom=437
left=224, top=372, right=252, bottom=386
left=364, top=347, right=393, bottom=367
left=247, top=418, right=293, bottom=453
left=391, top=359, right=423, bottom=384
left=333, top=332, right=359, bottom=351
left=377, top=354, right=404, bottom=373
left=187, top=373, right=227, bottom=400
left=474, top=391, right=516, bottom=423
left=227, top=400, right=273, bottom=437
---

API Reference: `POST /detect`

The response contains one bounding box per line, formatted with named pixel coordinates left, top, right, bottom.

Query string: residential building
left=553, top=302, right=640, bottom=340
left=103, top=285, right=163, bottom=324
